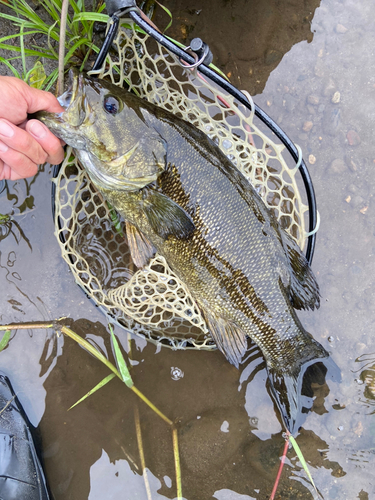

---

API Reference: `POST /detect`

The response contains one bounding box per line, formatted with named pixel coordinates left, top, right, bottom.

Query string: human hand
left=0, top=76, right=65, bottom=181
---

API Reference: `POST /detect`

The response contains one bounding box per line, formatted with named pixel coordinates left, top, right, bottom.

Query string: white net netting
left=54, top=18, right=310, bottom=350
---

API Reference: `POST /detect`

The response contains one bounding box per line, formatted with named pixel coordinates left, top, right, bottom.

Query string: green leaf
left=289, top=434, right=317, bottom=491
left=68, top=373, right=116, bottom=410
left=0, top=330, right=11, bottom=352
left=109, top=324, right=133, bottom=388
left=28, top=61, right=46, bottom=88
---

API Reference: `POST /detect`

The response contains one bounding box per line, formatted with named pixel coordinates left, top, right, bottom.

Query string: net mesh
left=54, top=19, right=309, bottom=350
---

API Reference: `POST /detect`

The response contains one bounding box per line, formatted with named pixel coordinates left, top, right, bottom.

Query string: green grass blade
left=0, top=330, right=11, bottom=352
left=289, top=434, right=317, bottom=491
left=19, top=25, right=26, bottom=78
left=63, top=37, right=96, bottom=63
left=68, top=373, right=116, bottom=410
left=44, top=67, right=59, bottom=91
left=0, top=57, right=20, bottom=78
left=155, top=0, right=173, bottom=33
left=0, top=43, right=57, bottom=59
left=72, top=12, right=109, bottom=24
left=60, top=325, right=121, bottom=378
left=107, top=202, right=124, bottom=237
left=109, top=324, right=134, bottom=388
left=0, top=30, right=45, bottom=43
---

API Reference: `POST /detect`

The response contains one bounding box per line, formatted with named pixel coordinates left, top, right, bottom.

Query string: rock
left=307, top=104, right=316, bottom=115
left=265, top=49, right=283, bottom=66
left=314, top=59, right=325, bottom=77
left=347, top=130, right=361, bottom=146
left=307, top=94, right=319, bottom=105
left=330, top=158, right=347, bottom=174
left=309, top=154, right=316, bottom=165
left=318, top=104, right=326, bottom=113
left=335, top=24, right=348, bottom=34
left=332, top=91, right=341, bottom=103
left=303, top=121, right=313, bottom=132
left=323, top=77, right=336, bottom=97
left=323, top=107, right=341, bottom=136
left=345, top=153, right=359, bottom=172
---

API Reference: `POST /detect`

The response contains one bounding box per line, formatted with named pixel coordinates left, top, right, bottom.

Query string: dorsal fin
left=246, top=187, right=320, bottom=311
left=126, top=221, right=156, bottom=269
left=275, top=225, right=320, bottom=311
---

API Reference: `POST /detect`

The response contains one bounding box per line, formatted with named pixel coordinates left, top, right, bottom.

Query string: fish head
left=36, top=68, right=167, bottom=190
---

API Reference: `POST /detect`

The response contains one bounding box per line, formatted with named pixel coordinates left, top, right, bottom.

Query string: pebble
left=347, top=184, right=358, bottom=194
left=323, top=107, right=341, bottom=136
left=303, top=121, right=313, bottom=132
left=356, top=342, right=367, bottom=352
left=345, top=154, right=359, bottom=172
left=351, top=195, right=365, bottom=208
left=314, top=59, right=325, bottom=77
left=265, top=49, right=283, bottom=66
left=309, top=154, right=316, bottom=165
left=306, top=104, right=316, bottom=115
left=330, top=158, right=347, bottom=174
left=307, top=94, right=319, bottom=105
left=332, top=91, right=341, bottom=103
left=323, top=77, right=336, bottom=97
left=347, top=130, right=361, bottom=146
left=336, top=23, right=348, bottom=34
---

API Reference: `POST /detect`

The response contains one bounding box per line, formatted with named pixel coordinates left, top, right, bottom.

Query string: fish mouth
left=57, top=67, right=81, bottom=110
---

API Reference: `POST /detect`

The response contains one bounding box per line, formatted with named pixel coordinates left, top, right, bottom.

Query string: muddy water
left=1, top=0, right=375, bottom=498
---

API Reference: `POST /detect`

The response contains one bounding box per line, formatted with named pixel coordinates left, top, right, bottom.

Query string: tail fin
left=267, top=341, right=340, bottom=434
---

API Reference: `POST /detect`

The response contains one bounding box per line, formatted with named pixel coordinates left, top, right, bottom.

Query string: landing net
left=54, top=19, right=310, bottom=350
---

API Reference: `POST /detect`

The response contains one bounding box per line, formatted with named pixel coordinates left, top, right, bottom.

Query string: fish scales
left=36, top=69, right=334, bottom=433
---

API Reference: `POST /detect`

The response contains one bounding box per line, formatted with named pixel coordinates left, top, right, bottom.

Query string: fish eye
left=103, top=94, right=122, bottom=115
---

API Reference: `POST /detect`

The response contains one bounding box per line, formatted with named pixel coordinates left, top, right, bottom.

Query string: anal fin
left=126, top=221, right=156, bottom=269
left=202, top=309, right=247, bottom=368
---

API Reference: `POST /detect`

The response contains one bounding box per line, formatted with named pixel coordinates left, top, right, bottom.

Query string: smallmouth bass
left=37, top=69, right=336, bottom=433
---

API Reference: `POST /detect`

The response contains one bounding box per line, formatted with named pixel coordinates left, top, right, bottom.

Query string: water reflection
left=154, top=0, right=322, bottom=95
left=38, top=319, right=345, bottom=499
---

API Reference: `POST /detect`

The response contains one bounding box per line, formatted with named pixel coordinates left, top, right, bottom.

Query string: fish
left=36, top=68, right=335, bottom=433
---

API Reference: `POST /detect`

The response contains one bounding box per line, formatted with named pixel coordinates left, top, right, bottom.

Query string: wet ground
left=1, top=0, right=375, bottom=498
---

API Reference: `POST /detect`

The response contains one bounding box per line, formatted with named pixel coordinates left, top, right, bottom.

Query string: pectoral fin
left=126, top=221, right=156, bottom=269
left=141, top=189, right=195, bottom=240
left=202, top=309, right=248, bottom=368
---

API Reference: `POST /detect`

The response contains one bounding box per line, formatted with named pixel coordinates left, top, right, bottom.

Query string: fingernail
left=0, top=120, right=14, bottom=138
left=0, top=141, right=8, bottom=153
left=28, top=121, right=47, bottom=139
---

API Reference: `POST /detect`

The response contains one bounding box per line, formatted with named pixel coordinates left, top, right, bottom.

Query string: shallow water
left=1, top=0, right=375, bottom=498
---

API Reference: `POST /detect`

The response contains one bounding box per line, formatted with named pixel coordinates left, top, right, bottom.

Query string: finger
left=20, top=82, right=65, bottom=115
left=0, top=141, right=39, bottom=180
left=0, top=119, right=48, bottom=166
left=26, top=120, right=65, bottom=165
